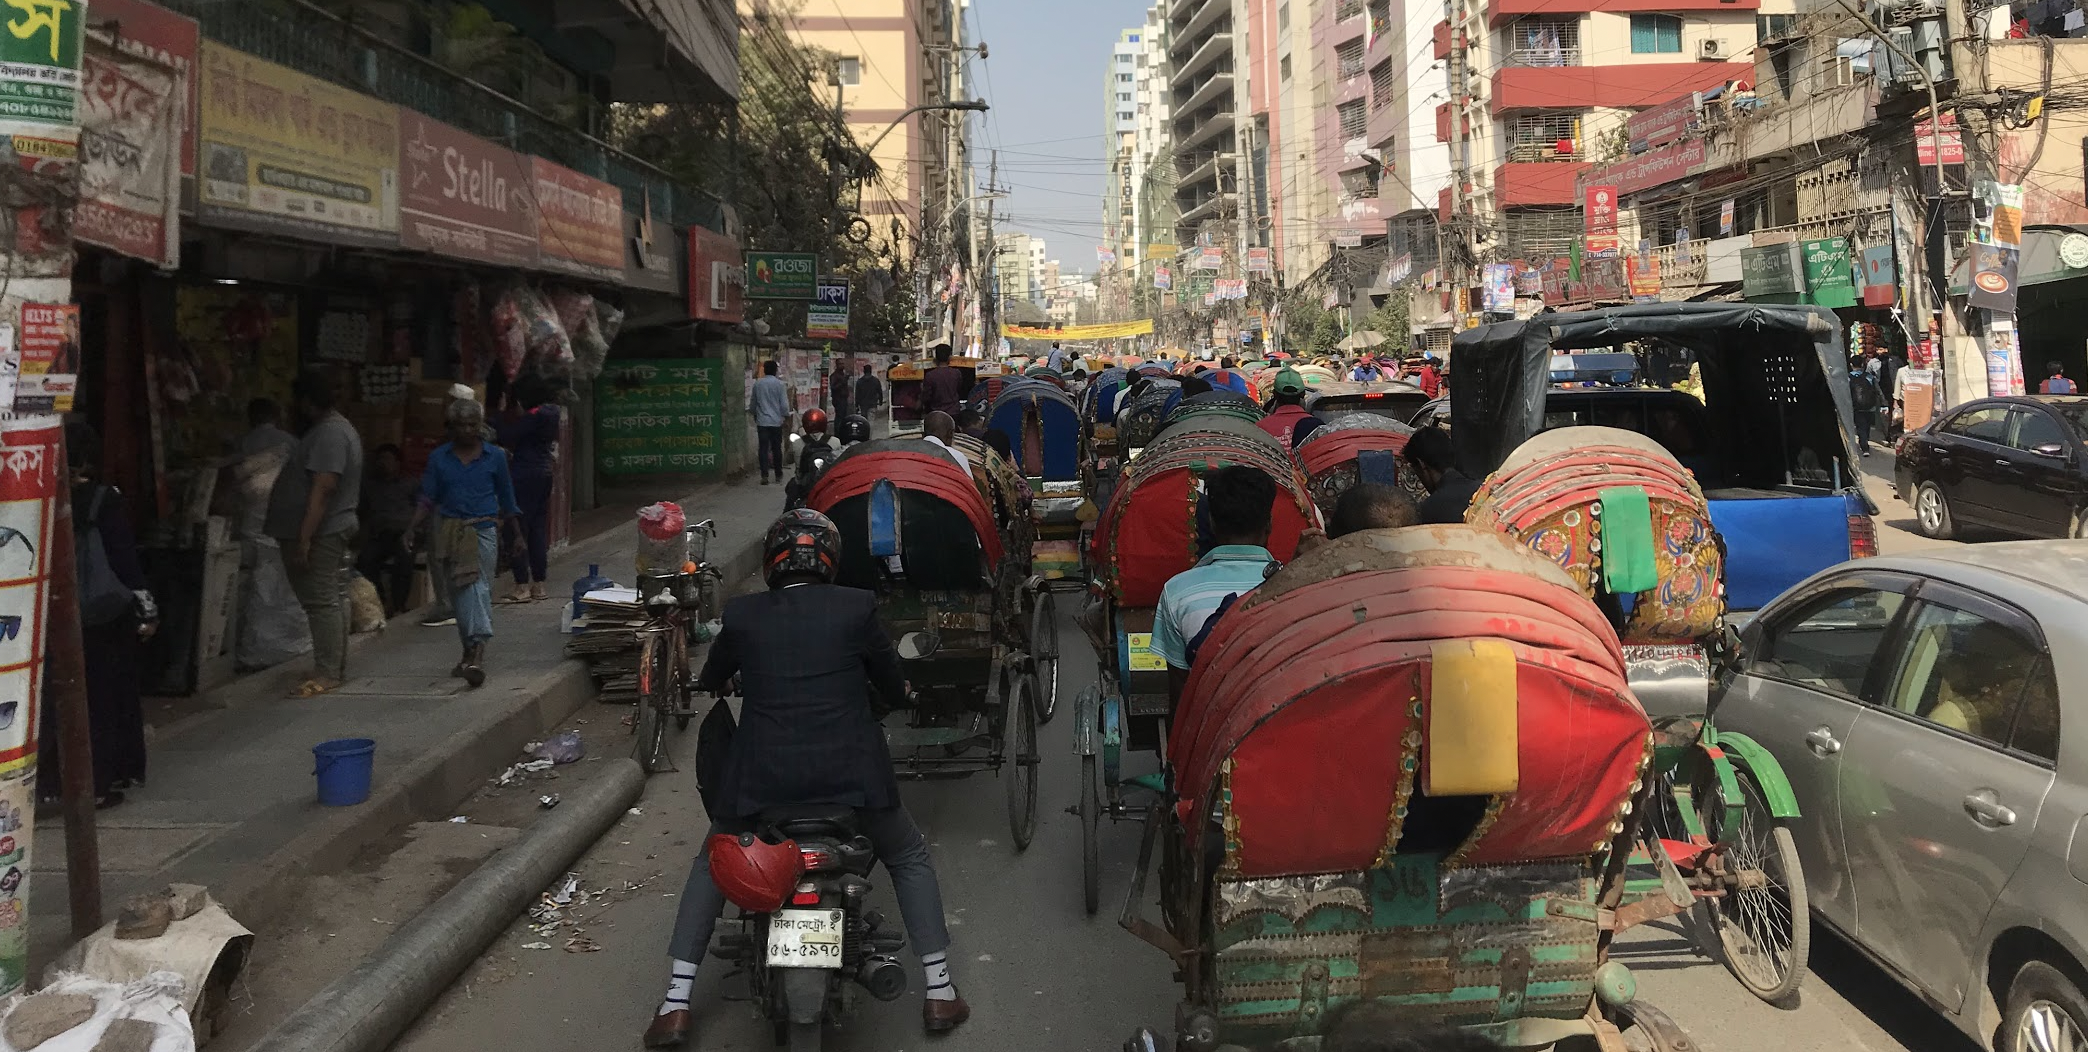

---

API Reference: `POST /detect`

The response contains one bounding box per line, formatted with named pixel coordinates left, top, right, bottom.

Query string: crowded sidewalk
left=26, top=467, right=782, bottom=974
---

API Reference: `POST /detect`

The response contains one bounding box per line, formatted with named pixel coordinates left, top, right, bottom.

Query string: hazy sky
left=967, top=0, right=1139, bottom=271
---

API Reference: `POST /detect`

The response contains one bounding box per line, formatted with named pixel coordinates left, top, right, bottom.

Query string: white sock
left=921, top=950, right=956, bottom=1001
left=658, top=958, right=697, bottom=1017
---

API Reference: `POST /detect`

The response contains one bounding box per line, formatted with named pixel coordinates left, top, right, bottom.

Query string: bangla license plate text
left=766, top=908, right=845, bottom=968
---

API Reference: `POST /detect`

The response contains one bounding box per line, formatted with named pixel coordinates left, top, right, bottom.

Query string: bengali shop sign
left=398, top=110, right=536, bottom=267
left=1584, top=138, right=1706, bottom=197
left=0, top=0, right=84, bottom=128
left=197, top=43, right=398, bottom=245
left=1627, top=92, right=1699, bottom=152
left=531, top=157, right=623, bottom=282
left=76, top=38, right=181, bottom=265
left=595, top=359, right=723, bottom=475
left=90, top=0, right=198, bottom=177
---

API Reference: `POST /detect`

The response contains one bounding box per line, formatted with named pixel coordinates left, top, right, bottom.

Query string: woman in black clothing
left=39, top=421, right=157, bottom=808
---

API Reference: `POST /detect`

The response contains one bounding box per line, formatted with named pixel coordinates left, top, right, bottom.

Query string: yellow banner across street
left=1002, top=319, right=1155, bottom=340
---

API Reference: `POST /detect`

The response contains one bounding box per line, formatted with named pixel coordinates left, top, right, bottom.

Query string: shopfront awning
left=1948, top=225, right=2088, bottom=295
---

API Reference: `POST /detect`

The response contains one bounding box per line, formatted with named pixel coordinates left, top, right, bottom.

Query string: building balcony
left=1176, top=191, right=1237, bottom=227
left=1177, top=70, right=1235, bottom=114
left=1169, top=0, right=1216, bottom=27
left=1490, top=62, right=1754, bottom=114
left=1500, top=46, right=1582, bottom=67
left=1171, top=31, right=1234, bottom=85
left=1495, top=161, right=1589, bottom=206
left=1486, top=0, right=1758, bottom=24
left=1174, top=0, right=1230, bottom=49
left=1176, top=150, right=1238, bottom=187
left=1174, top=108, right=1237, bottom=152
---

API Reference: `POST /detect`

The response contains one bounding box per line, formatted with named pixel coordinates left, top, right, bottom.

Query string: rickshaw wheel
left=1081, top=752, right=1101, bottom=915
left=1611, top=999, right=1695, bottom=1052
left=1032, top=591, right=1062, bottom=724
left=1704, top=769, right=1810, bottom=1004
left=1005, top=674, right=1041, bottom=850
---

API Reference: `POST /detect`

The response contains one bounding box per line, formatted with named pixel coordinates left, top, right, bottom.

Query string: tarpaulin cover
left=1172, top=526, right=1649, bottom=877
left=807, top=450, right=1004, bottom=567
left=1450, top=303, right=1861, bottom=487
left=1091, top=428, right=1319, bottom=607
left=987, top=384, right=1083, bottom=481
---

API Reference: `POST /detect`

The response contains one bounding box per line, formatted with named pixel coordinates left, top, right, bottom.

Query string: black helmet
left=762, top=508, right=843, bottom=588
left=838, top=414, right=871, bottom=444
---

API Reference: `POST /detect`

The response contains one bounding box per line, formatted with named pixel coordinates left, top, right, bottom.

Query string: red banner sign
left=400, top=111, right=537, bottom=268
left=1586, top=185, right=1617, bottom=235
left=1627, top=92, right=1699, bottom=152
left=1585, top=138, right=1707, bottom=198
left=1915, top=113, right=1965, bottom=166
left=532, top=157, right=623, bottom=282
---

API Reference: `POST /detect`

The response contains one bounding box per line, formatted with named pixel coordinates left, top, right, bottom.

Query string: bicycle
left=632, top=519, right=722, bottom=774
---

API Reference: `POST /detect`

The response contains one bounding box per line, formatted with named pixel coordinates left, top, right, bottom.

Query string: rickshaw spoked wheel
left=1702, top=769, right=1810, bottom=1004
left=1100, top=695, right=1126, bottom=790
left=1608, top=998, right=1695, bottom=1052
left=1005, top=673, right=1041, bottom=851
left=1080, top=751, right=1101, bottom=915
left=1032, top=590, right=1061, bottom=724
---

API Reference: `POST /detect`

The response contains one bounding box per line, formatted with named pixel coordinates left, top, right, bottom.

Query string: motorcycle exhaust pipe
left=856, top=955, right=908, bottom=1002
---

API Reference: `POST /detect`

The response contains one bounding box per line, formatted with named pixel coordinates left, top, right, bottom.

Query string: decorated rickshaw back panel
left=986, top=386, right=1083, bottom=482
left=1207, top=856, right=1602, bottom=1041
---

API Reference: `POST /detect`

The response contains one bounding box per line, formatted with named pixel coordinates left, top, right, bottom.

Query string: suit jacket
left=696, top=584, right=907, bottom=818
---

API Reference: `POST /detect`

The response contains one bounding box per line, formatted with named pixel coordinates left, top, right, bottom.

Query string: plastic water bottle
left=570, top=563, right=613, bottom=626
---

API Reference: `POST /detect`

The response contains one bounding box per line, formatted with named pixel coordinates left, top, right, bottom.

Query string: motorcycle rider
left=647, top=510, right=969, bottom=1047
left=836, top=413, right=872, bottom=449
left=782, top=409, right=835, bottom=509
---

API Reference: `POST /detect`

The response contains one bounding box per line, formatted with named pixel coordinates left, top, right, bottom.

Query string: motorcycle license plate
left=766, top=909, right=845, bottom=968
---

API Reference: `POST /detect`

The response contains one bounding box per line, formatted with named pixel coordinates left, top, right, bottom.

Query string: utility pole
left=1446, top=0, right=1472, bottom=326
left=981, top=151, right=1000, bottom=354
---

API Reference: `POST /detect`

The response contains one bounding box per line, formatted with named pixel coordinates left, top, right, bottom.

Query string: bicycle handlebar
left=687, top=519, right=717, bottom=536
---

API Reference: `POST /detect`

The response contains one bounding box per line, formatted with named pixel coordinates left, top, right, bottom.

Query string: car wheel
left=2003, top=961, right=2088, bottom=1052
left=1915, top=480, right=1956, bottom=539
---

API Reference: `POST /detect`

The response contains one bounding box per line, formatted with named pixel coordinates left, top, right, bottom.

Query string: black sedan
left=1894, top=395, right=2088, bottom=539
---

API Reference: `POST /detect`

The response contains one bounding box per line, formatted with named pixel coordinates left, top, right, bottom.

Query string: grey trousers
left=668, top=806, right=952, bottom=964
left=286, top=529, right=353, bottom=682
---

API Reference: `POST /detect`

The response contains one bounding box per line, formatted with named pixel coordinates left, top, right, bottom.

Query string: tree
left=609, top=4, right=915, bottom=349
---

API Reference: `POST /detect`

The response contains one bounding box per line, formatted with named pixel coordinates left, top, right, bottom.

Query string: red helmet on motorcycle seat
left=708, top=831, right=805, bottom=913
left=803, top=408, right=829, bottom=434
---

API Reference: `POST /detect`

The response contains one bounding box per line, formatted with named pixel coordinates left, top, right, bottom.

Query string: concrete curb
left=191, top=529, right=766, bottom=938
left=245, top=758, right=648, bottom=1052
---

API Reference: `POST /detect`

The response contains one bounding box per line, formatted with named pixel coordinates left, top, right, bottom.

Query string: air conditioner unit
left=1699, top=38, right=1725, bottom=59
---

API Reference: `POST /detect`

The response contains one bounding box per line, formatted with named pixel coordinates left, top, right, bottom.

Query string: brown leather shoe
left=923, top=994, right=970, bottom=1033
left=643, top=1009, right=690, bottom=1048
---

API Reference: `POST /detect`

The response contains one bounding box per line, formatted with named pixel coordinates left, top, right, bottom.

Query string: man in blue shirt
left=750, top=360, right=791, bottom=485
left=1151, top=466, right=1277, bottom=704
left=406, top=399, right=521, bottom=687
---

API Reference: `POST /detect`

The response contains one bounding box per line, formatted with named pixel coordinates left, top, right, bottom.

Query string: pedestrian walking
left=1849, top=364, right=1882, bottom=455
left=38, top=422, right=158, bottom=809
left=498, top=377, right=560, bottom=604
left=855, top=363, right=883, bottom=424
left=266, top=369, right=363, bottom=697
left=406, top=399, right=522, bottom=688
left=830, top=364, right=852, bottom=422
left=751, top=361, right=789, bottom=485
left=921, top=343, right=966, bottom=417
left=2041, top=361, right=2078, bottom=394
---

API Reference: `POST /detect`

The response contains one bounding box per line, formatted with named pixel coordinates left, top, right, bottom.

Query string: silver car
left=1716, top=541, right=2088, bottom=1052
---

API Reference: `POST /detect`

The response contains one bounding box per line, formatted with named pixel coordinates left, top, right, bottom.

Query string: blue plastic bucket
left=312, top=738, right=376, bottom=806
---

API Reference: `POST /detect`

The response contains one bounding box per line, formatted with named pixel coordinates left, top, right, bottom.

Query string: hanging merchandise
left=546, top=288, right=605, bottom=380
left=491, top=283, right=572, bottom=382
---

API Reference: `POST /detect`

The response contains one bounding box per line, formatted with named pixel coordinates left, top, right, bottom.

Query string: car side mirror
left=2033, top=442, right=2068, bottom=459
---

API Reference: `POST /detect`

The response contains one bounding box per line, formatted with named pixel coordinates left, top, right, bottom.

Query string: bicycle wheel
left=634, top=631, right=672, bottom=774
left=1080, top=752, right=1100, bottom=916
left=1703, top=769, right=1810, bottom=1004
left=1005, top=674, right=1040, bottom=851
left=1031, top=590, right=1061, bottom=724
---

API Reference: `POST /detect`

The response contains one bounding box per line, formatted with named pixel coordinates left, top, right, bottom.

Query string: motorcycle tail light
left=790, top=880, right=821, bottom=906
left=1848, top=514, right=1878, bottom=559
left=799, top=847, right=836, bottom=871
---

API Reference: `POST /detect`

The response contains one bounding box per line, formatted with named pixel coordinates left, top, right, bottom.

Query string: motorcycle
left=709, top=806, right=909, bottom=1050
left=783, top=433, right=839, bottom=510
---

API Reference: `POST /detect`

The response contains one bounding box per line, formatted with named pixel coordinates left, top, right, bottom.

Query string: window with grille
left=1280, top=54, right=1292, bottom=79
left=1337, top=40, right=1365, bottom=78
left=1118, top=73, right=1133, bottom=82
left=1369, top=0, right=1391, bottom=37
left=1499, top=207, right=1581, bottom=259
left=1370, top=61, right=1395, bottom=109
left=837, top=57, right=862, bottom=86
left=1506, top=112, right=1581, bottom=161
left=1630, top=14, right=1682, bottom=54
left=1336, top=0, right=1364, bottom=21
left=1506, top=17, right=1580, bottom=66
left=1338, top=100, right=1368, bottom=138
left=1757, top=13, right=1798, bottom=40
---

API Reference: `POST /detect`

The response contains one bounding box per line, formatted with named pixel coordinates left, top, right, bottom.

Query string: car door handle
left=1804, top=727, right=1842, bottom=755
left=1996, top=458, right=2011, bottom=467
left=1963, top=789, right=2018, bottom=827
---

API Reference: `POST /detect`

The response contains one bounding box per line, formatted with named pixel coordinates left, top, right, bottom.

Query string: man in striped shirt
left=1151, top=466, right=1278, bottom=704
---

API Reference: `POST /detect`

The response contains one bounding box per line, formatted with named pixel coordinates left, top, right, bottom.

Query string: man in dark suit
left=646, top=510, right=968, bottom=1048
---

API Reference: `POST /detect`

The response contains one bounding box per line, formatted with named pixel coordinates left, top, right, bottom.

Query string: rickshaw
left=1461, top=425, right=1808, bottom=1003
left=1114, top=378, right=1184, bottom=457
left=804, top=439, right=1045, bottom=848
left=1292, top=413, right=1422, bottom=513
left=1075, top=422, right=1319, bottom=914
left=888, top=354, right=986, bottom=432
left=985, top=381, right=1090, bottom=699
left=1121, top=525, right=1694, bottom=1051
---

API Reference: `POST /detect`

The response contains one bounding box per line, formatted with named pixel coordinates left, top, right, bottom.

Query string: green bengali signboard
left=745, top=251, right=818, bottom=300
left=1741, top=243, right=1805, bottom=304
left=595, top=359, right=724, bottom=475
left=1801, top=237, right=1857, bottom=308
left=0, top=0, right=84, bottom=126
